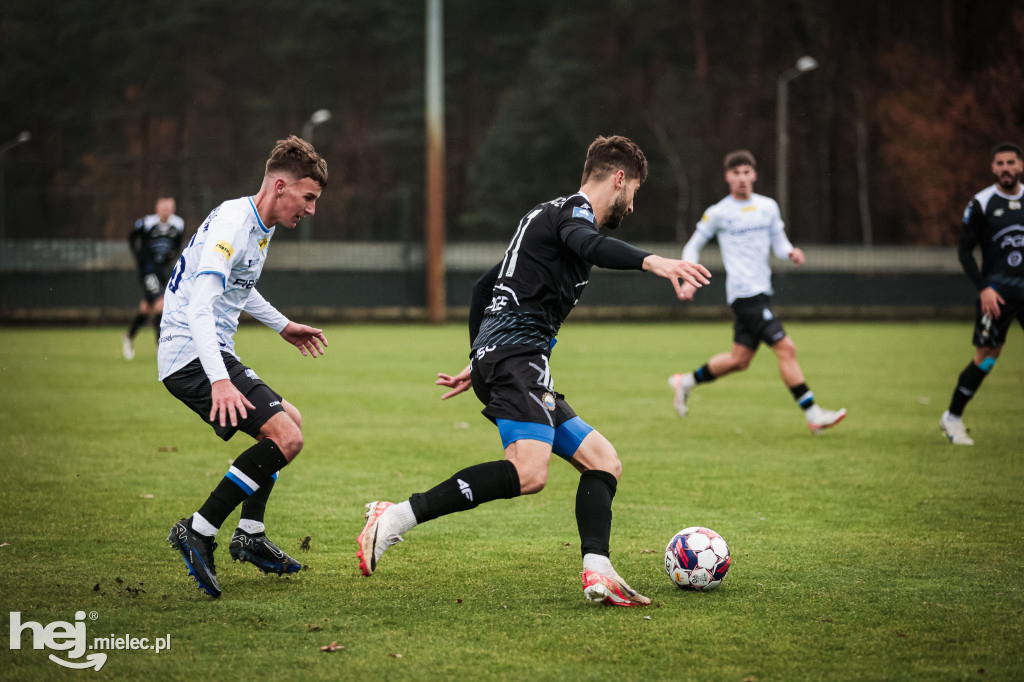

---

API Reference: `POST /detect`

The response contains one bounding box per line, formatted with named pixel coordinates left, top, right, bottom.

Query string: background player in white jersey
left=939, top=142, right=1024, bottom=445
left=668, top=149, right=846, bottom=432
left=161, top=136, right=328, bottom=598
left=122, top=197, right=184, bottom=360
left=357, top=135, right=711, bottom=607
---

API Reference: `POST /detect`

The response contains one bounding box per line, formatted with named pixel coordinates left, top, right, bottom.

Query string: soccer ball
left=664, top=527, right=731, bottom=590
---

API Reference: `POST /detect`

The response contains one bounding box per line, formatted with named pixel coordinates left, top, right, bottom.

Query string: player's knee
left=284, top=402, right=302, bottom=429
left=590, top=443, right=621, bottom=479
left=519, top=467, right=548, bottom=495
left=513, top=456, right=550, bottom=495
left=267, top=423, right=303, bottom=462
left=604, top=454, right=622, bottom=480
left=774, top=337, right=796, bottom=358
left=733, top=355, right=752, bottom=371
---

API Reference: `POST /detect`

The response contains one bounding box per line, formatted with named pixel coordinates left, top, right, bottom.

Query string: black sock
left=693, top=364, right=716, bottom=384
left=239, top=471, right=276, bottom=526
left=948, top=362, right=989, bottom=416
left=789, top=382, right=814, bottom=410
left=409, top=460, right=520, bottom=524
left=576, top=469, right=618, bottom=558
left=197, top=439, right=288, bottom=529
left=127, top=313, right=147, bottom=337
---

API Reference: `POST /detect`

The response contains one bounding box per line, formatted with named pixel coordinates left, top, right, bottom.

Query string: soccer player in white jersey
left=161, top=136, right=328, bottom=598
left=668, top=150, right=846, bottom=432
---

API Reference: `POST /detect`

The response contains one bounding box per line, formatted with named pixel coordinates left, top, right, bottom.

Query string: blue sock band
left=979, top=357, right=996, bottom=372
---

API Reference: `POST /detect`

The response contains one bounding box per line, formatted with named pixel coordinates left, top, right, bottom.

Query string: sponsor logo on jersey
left=258, top=237, right=268, bottom=250
left=999, top=232, right=1024, bottom=249
left=232, top=278, right=258, bottom=289
left=994, top=208, right=1005, bottom=217
left=572, top=206, right=595, bottom=224
left=1009, top=251, right=1023, bottom=267
left=214, top=241, right=234, bottom=261
left=486, top=295, right=510, bottom=313
left=541, top=392, right=556, bottom=411
left=1010, top=200, right=1021, bottom=210
left=741, top=206, right=757, bottom=213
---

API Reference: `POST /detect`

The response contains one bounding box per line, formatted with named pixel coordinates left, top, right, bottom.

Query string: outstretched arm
left=280, top=321, right=328, bottom=358
left=642, top=254, right=711, bottom=300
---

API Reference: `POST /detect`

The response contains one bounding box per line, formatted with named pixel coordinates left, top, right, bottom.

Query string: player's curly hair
left=266, top=135, right=328, bottom=189
left=581, top=135, right=648, bottom=186
left=724, top=150, right=756, bottom=170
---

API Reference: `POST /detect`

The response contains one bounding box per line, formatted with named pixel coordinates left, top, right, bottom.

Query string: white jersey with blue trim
left=683, top=192, right=793, bottom=304
left=157, top=197, right=275, bottom=380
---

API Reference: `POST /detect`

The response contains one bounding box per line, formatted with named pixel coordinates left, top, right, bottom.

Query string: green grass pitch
left=1, top=322, right=1022, bottom=680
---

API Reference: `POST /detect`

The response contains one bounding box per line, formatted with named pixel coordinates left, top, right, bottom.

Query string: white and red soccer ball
left=664, top=527, right=731, bottom=590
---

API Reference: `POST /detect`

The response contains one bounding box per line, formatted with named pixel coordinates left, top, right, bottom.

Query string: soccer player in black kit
left=357, top=135, right=711, bottom=606
left=940, top=142, right=1024, bottom=445
left=123, top=197, right=184, bottom=360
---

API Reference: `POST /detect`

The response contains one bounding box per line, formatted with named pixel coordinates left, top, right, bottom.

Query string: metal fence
left=0, top=240, right=975, bottom=323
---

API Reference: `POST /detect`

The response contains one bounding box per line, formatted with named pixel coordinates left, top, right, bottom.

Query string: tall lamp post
left=425, top=0, right=446, bottom=324
left=0, top=130, right=31, bottom=239
left=300, top=110, right=331, bottom=242
left=776, top=56, right=817, bottom=223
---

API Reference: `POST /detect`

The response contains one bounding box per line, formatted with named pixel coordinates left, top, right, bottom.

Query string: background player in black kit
left=357, top=135, right=711, bottom=606
left=123, top=196, right=184, bottom=360
left=940, top=142, right=1024, bottom=445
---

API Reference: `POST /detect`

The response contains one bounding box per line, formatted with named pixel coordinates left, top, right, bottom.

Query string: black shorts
left=972, top=296, right=1024, bottom=348
left=163, top=352, right=285, bottom=441
left=731, top=294, right=787, bottom=350
left=138, top=262, right=174, bottom=303
left=470, top=345, right=579, bottom=429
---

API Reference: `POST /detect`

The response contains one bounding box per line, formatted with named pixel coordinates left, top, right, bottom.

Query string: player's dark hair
left=990, top=142, right=1022, bottom=161
left=581, top=135, right=648, bottom=186
left=724, top=149, right=756, bottom=170
left=266, top=135, right=328, bottom=188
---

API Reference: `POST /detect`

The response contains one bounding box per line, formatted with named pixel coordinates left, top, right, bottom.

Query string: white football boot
left=356, top=501, right=405, bottom=576
left=939, top=411, right=974, bottom=445
left=806, top=405, right=847, bottom=432
left=122, top=333, right=135, bottom=360
left=668, top=373, right=695, bottom=418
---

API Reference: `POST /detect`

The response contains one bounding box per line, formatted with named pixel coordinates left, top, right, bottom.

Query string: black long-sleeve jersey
left=129, top=213, right=185, bottom=269
left=470, top=192, right=650, bottom=353
left=958, top=184, right=1024, bottom=300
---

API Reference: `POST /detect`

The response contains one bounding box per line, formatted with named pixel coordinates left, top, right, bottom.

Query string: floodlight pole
left=425, top=0, right=446, bottom=324
left=0, top=130, right=31, bottom=239
left=300, top=109, right=331, bottom=242
left=775, top=56, right=817, bottom=223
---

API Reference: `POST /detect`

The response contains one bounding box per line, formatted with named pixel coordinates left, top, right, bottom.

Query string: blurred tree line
left=1, top=0, right=1021, bottom=245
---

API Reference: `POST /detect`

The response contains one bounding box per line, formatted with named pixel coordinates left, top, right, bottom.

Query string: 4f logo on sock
left=457, top=479, right=473, bottom=502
